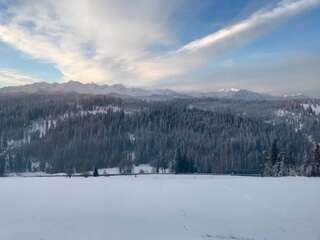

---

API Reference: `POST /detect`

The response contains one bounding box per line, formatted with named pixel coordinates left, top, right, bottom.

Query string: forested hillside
left=0, top=93, right=319, bottom=176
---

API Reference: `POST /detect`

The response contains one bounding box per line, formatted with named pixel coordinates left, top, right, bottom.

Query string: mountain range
left=0, top=81, right=310, bottom=101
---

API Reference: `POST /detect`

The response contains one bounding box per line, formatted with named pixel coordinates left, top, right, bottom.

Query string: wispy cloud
left=177, top=0, right=319, bottom=54
left=0, top=0, right=319, bottom=87
left=0, top=69, right=41, bottom=87
left=134, top=0, right=320, bottom=82
left=0, top=24, right=112, bottom=84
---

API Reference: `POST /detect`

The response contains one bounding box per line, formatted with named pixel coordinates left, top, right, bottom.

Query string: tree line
left=0, top=93, right=319, bottom=176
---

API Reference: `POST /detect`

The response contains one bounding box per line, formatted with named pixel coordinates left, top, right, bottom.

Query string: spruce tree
left=0, top=155, right=5, bottom=177
left=313, top=144, right=320, bottom=176
left=271, top=140, right=279, bottom=165
left=93, top=167, right=99, bottom=177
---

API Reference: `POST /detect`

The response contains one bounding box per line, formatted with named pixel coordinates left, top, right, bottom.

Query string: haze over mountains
left=0, top=81, right=311, bottom=101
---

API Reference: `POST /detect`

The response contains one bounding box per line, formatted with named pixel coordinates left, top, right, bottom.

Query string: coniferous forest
left=0, top=93, right=319, bottom=177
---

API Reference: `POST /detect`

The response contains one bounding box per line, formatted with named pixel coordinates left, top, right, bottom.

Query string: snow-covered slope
left=0, top=175, right=319, bottom=240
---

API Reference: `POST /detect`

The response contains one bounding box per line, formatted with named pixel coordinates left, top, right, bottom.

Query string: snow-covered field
left=0, top=175, right=319, bottom=240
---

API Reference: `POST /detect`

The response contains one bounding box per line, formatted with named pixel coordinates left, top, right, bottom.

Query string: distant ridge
left=0, top=81, right=311, bottom=101
left=0, top=81, right=187, bottom=100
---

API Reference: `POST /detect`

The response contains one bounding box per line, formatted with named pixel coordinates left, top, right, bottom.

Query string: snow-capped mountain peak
left=218, top=88, right=241, bottom=92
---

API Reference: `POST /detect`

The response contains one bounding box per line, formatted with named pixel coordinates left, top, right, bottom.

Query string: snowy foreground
left=0, top=175, right=319, bottom=240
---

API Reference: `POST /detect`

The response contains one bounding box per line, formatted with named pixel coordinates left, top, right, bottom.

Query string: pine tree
left=313, top=144, right=320, bottom=176
left=262, top=151, right=272, bottom=176
left=315, top=144, right=320, bottom=162
left=174, top=148, right=195, bottom=174
left=174, top=148, right=183, bottom=174
left=271, top=140, right=279, bottom=165
left=278, top=152, right=289, bottom=177
left=93, top=167, right=99, bottom=177
left=0, top=155, right=5, bottom=177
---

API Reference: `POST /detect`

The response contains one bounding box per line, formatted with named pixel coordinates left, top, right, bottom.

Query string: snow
left=133, top=164, right=155, bottom=174
left=218, top=88, right=240, bottom=92
left=6, top=172, right=67, bottom=177
left=275, top=109, right=289, bottom=117
left=274, top=109, right=304, bottom=132
left=99, top=164, right=155, bottom=175
left=302, top=103, right=320, bottom=115
left=30, top=119, right=57, bottom=138
left=283, top=93, right=303, bottom=98
left=274, top=109, right=299, bottom=119
left=80, top=105, right=122, bottom=116
left=0, top=175, right=319, bottom=240
left=3, top=164, right=156, bottom=177
left=307, top=135, right=315, bottom=144
left=128, top=132, right=136, bottom=142
left=98, top=167, right=120, bottom=175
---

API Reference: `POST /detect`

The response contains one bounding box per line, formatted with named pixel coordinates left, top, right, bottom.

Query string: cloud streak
left=0, top=69, right=41, bottom=87
left=134, top=0, right=320, bottom=82
left=177, top=0, right=320, bottom=54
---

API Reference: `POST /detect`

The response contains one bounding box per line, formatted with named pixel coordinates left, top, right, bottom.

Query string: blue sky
left=0, top=0, right=319, bottom=96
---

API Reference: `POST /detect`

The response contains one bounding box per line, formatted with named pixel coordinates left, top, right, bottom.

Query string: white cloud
left=0, top=69, right=41, bottom=87
left=0, top=0, right=178, bottom=85
left=177, top=0, right=320, bottom=53
left=0, top=0, right=319, bottom=87
left=133, top=0, right=320, bottom=83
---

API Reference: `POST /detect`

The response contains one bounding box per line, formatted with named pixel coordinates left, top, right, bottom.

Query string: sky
left=0, top=0, right=319, bottom=96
